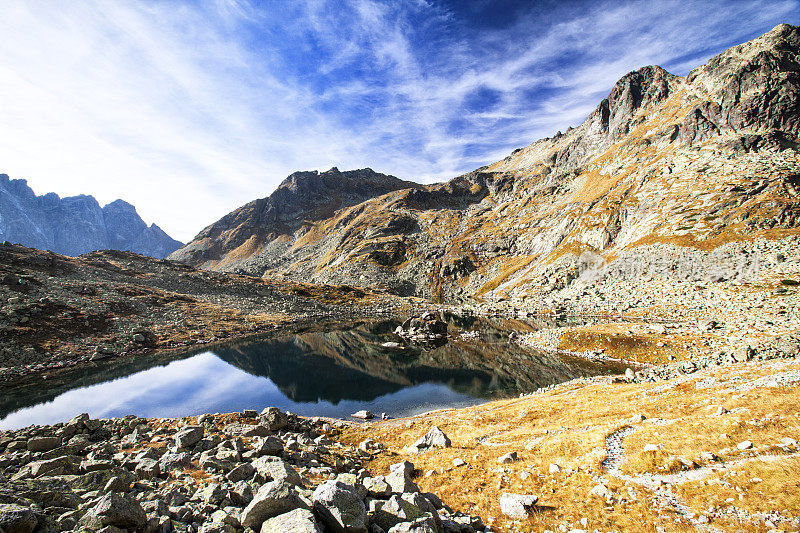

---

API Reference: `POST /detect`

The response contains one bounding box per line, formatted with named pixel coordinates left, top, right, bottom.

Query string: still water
left=0, top=316, right=626, bottom=429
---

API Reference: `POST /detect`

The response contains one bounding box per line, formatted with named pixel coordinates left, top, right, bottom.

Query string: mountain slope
left=169, top=167, right=422, bottom=270
left=172, top=23, right=800, bottom=302
left=0, top=175, right=182, bottom=258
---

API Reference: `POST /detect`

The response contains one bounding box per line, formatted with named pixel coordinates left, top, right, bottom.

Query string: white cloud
left=0, top=0, right=795, bottom=240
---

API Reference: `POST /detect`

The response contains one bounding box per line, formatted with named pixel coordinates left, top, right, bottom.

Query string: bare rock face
left=691, top=23, right=800, bottom=135
left=0, top=176, right=182, bottom=258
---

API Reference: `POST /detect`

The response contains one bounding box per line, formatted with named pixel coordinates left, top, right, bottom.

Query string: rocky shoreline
left=0, top=408, right=485, bottom=533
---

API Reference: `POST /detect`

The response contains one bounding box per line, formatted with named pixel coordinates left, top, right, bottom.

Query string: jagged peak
left=103, top=198, right=136, bottom=210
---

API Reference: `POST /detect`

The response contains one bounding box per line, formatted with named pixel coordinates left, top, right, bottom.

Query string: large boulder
left=312, top=481, right=367, bottom=533
left=260, top=407, right=289, bottom=432
left=252, top=456, right=303, bottom=486
left=369, top=495, right=432, bottom=532
left=0, top=504, right=41, bottom=533
left=240, top=480, right=310, bottom=529
left=260, top=508, right=322, bottom=533
left=174, top=425, right=204, bottom=448
left=385, top=461, right=419, bottom=494
left=26, top=436, right=60, bottom=452
left=79, top=492, right=147, bottom=531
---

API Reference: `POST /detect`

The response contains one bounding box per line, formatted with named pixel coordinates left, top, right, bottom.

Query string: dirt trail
left=602, top=424, right=722, bottom=532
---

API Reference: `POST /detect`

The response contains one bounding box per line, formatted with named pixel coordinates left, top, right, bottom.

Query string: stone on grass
left=351, top=410, right=374, bottom=420
left=498, top=451, right=518, bottom=464
left=312, top=480, right=367, bottom=533
left=406, top=426, right=451, bottom=454
left=255, top=436, right=284, bottom=456
left=643, top=444, right=659, bottom=452
left=589, top=484, right=612, bottom=500
left=548, top=463, right=560, bottom=474
left=362, top=476, right=392, bottom=498
left=260, top=407, right=289, bottom=431
left=737, top=440, right=753, bottom=450
left=387, top=516, right=439, bottom=533
left=499, top=493, right=538, bottom=519
left=385, top=461, right=419, bottom=494
left=260, top=508, right=322, bottom=533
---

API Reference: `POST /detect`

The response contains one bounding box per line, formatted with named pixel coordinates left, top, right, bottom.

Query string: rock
left=497, top=451, right=518, bottom=464
left=0, top=503, right=40, bottom=533
left=351, top=410, right=374, bottom=420
left=624, top=368, right=635, bottom=381
left=29, top=456, right=77, bottom=477
left=700, top=451, right=717, bottom=461
left=733, top=345, right=754, bottom=362
left=780, top=437, right=798, bottom=448
left=312, top=480, right=368, bottom=533
left=255, top=436, right=284, bottom=456
left=589, top=484, right=612, bottom=500
left=548, top=463, right=560, bottom=474
left=406, top=426, right=451, bottom=454
left=226, top=462, right=256, bottom=482
left=714, top=406, right=729, bottom=416
left=387, top=517, right=439, bottom=533
left=452, top=458, right=465, bottom=467
left=370, top=495, right=429, bottom=531
left=737, top=440, right=753, bottom=450
left=643, top=444, right=659, bottom=452
left=26, top=436, right=60, bottom=452
left=134, top=457, right=160, bottom=479
left=260, top=407, right=289, bottom=431
left=499, top=493, right=538, bottom=519
left=158, top=452, right=192, bottom=472
left=174, top=425, right=204, bottom=448
left=79, top=492, right=147, bottom=531
left=252, top=456, right=303, bottom=486
left=260, top=508, right=322, bottom=533
left=240, top=480, right=310, bottom=529
left=385, top=461, right=419, bottom=494
left=362, top=476, right=392, bottom=498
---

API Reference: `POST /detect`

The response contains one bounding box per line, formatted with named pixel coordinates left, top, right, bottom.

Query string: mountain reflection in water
left=0, top=317, right=626, bottom=429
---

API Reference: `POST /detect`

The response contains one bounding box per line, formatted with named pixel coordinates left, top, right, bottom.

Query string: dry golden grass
left=679, top=457, right=800, bottom=521
left=339, top=360, right=800, bottom=532
left=557, top=323, right=693, bottom=364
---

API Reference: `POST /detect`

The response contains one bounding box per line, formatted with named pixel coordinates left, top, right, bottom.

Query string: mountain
left=0, top=175, right=182, bottom=258
left=171, top=23, right=800, bottom=301
left=169, top=167, right=422, bottom=270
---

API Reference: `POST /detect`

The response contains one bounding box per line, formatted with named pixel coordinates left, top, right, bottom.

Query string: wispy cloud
left=0, top=0, right=796, bottom=240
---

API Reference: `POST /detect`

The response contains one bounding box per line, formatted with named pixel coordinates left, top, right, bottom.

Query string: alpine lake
left=0, top=314, right=629, bottom=430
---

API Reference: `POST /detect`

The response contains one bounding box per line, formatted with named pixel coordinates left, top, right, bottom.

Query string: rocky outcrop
left=0, top=175, right=182, bottom=258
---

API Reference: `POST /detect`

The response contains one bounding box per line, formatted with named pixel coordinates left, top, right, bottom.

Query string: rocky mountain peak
left=0, top=175, right=182, bottom=258
left=169, top=167, right=421, bottom=269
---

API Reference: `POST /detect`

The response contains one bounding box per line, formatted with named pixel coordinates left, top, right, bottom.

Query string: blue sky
left=0, top=0, right=797, bottom=241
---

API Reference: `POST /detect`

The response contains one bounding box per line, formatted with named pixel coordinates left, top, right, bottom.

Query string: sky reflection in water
left=0, top=351, right=479, bottom=429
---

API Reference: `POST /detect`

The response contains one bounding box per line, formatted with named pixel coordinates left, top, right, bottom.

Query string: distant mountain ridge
left=0, top=174, right=182, bottom=258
